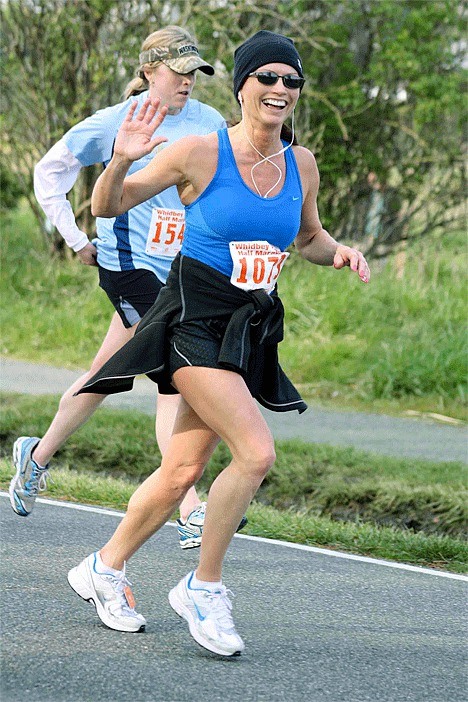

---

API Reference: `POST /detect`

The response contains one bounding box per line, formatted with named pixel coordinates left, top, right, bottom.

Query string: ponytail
left=123, top=74, right=148, bottom=100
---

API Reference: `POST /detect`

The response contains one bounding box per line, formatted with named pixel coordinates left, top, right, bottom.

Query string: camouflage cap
left=139, top=41, right=214, bottom=75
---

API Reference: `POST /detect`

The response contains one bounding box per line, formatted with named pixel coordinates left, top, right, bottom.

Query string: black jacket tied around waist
left=78, top=254, right=307, bottom=414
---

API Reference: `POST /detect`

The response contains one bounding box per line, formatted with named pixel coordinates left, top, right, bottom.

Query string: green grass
left=0, top=209, right=107, bottom=368
left=1, top=459, right=466, bottom=574
left=1, top=393, right=466, bottom=572
left=278, top=233, right=467, bottom=418
left=1, top=206, right=467, bottom=419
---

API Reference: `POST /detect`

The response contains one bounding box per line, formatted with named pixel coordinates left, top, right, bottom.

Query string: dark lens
left=283, top=75, right=305, bottom=89
left=255, top=72, right=278, bottom=86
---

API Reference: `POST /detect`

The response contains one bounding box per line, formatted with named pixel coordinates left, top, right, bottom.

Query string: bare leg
left=155, top=393, right=201, bottom=520
left=100, top=367, right=275, bottom=580
left=33, top=313, right=135, bottom=466
left=173, top=368, right=275, bottom=582
left=100, top=397, right=220, bottom=569
left=29, top=311, right=205, bottom=519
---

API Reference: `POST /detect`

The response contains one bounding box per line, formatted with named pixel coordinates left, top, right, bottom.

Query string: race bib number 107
left=229, top=241, right=289, bottom=293
left=145, top=207, right=185, bottom=258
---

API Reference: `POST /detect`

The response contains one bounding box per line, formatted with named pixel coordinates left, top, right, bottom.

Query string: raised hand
left=113, top=98, right=169, bottom=162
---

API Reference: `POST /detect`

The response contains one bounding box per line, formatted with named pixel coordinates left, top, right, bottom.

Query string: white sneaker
left=169, top=571, right=244, bottom=656
left=67, top=552, right=146, bottom=633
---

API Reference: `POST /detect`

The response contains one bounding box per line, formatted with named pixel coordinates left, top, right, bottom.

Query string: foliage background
left=1, top=0, right=465, bottom=255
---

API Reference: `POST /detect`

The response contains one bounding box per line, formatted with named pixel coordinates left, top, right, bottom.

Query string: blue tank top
left=181, top=128, right=303, bottom=277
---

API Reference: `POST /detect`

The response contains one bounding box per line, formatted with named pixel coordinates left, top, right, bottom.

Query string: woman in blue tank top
left=81, top=31, right=371, bottom=658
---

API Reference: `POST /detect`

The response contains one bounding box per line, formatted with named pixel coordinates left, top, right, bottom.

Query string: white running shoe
left=67, top=552, right=146, bottom=633
left=169, top=571, right=244, bottom=656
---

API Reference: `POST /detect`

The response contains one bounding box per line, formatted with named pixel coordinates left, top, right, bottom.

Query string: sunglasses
left=248, top=71, right=305, bottom=90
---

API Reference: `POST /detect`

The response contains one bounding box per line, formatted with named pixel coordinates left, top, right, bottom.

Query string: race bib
left=145, top=207, right=185, bottom=258
left=229, top=241, right=289, bottom=293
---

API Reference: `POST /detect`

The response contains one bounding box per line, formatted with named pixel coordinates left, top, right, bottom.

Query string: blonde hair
left=123, top=26, right=195, bottom=99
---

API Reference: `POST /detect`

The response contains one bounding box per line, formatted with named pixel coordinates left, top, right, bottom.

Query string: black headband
left=233, top=30, right=304, bottom=100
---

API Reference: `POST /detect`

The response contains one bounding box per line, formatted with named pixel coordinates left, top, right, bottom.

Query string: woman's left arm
left=294, top=148, right=370, bottom=284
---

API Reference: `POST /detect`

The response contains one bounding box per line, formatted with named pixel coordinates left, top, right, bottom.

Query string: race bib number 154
left=145, top=207, right=185, bottom=258
left=229, top=241, right=289, bottom=293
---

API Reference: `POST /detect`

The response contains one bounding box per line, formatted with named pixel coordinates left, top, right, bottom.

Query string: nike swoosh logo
left=292, top=196, right=300, bottom=201
left=194, top=602, right=206, bottom=621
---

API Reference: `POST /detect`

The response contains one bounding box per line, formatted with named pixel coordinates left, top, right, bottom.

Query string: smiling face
left=145, top=63, right=196, bottom=114
left=239, top=62, right=301, bottom=126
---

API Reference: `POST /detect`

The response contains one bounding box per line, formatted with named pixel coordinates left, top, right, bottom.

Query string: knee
left=59, top=369, right=94, bottom=403
left=174, top=461, right=205, bottom=493
left=241, top=443, right=276, bottom=483
left=161, top=459, right=206, bottom=495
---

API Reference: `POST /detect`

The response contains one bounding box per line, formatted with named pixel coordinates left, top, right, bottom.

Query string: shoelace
left=24, top=466, right=50, bottom=496
left=107, top=564, right=137, bottom=615
left=204, top=587, right=236, bottom=630
left=185, top=502, right=207, bottom=524
left=192, top=502, right=207, bottom=518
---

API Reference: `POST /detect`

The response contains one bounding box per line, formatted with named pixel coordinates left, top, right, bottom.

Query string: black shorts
left=170, top=319, right=226, bottom=372
left=169, top=318, right=263, bottom=396
left=98, top=267, right=164, bottom=329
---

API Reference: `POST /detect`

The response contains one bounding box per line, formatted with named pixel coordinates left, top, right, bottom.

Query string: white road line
left=1, top=492, right=467, bottom=582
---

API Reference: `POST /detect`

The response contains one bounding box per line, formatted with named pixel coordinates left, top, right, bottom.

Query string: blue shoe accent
left=12, top=491, right=28, bottom=516
left=187, top=571, right=211, bottom=594
left=168, top=571, right=245, bottom=656
left=177, top=503, right=206, bottom=550
left=9, top=436, right=49, bottom=517
left=177, top=504, right=248, bottom=550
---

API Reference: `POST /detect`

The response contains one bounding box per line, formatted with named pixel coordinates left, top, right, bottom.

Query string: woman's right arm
left=34, top=139, right=94, bottom=259
left=92, top=98, right=191, bottom=217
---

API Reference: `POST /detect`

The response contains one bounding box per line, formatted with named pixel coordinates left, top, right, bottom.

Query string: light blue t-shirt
left=64, top=91, right=225, bottom=282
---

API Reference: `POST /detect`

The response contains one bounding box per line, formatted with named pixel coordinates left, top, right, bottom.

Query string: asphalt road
left=1, top=357, right=467, bottom=463
left=1, top=494, right=466, bottom=702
